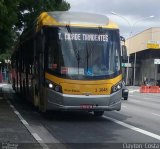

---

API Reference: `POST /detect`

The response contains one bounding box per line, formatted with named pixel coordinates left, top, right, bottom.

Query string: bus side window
left=48, top=39, right=60, bottom=71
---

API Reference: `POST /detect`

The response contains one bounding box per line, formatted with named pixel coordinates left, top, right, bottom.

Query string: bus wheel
left=94, top=111, right=104, bottom=117
left=124, top=97, right=128, bottom=100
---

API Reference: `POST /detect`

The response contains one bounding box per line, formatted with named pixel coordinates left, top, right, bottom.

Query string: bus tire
left=124, top=97, right=128, bottom=100
left=94, top=111, right=104, bottom=117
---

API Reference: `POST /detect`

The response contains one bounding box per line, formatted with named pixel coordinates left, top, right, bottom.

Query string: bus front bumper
left=46, top=89, right=122, bottom=111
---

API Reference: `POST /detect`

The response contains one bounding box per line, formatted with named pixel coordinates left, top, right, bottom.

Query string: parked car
left=122, top=81, right=129, bottom=100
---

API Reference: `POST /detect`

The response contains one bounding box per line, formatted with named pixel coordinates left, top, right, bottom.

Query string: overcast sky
left=66, top=0, right=160, bottom=38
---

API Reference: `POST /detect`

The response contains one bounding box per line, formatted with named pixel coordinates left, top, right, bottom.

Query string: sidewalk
left=126, top=86, right=140, bottom=93
left=0, top=83, right=41, bottom=149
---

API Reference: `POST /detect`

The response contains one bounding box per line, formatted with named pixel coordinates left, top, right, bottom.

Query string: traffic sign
left=147, top=43, right=159, bottom=49
left=147, top=41, right=160, bottom=49
left=122, top=63, right=131, bottom=67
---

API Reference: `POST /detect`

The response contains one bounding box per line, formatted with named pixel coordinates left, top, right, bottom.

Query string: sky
left=66, top=0, right=160, bottom=38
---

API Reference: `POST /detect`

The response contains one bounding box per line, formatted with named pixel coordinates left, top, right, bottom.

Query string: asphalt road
left=2, top=85, right=160, bottom=149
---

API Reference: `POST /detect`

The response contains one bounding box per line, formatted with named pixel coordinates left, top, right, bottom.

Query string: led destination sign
left=58, top=33, right=108, bottom=42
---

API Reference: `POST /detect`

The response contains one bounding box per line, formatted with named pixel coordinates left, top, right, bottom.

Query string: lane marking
left=30, top=125, right=61, bottom=144
left=122, top=105, right=127, bottom=108
left=103, top=115, right=160, bottom=141
left=14, top=111, right=20, bottom=115
left=10, top=105, right=14, bottom=108
left=32, top=133, right=42, bottom=141
left=6, top=100, right=50, bottom=149
left=21, top=119, right=29, bottom=125
left=152, top=113, right=160, bottom=117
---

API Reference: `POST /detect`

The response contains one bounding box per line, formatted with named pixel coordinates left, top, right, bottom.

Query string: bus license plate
left=80, top=104, right=94, bottom=109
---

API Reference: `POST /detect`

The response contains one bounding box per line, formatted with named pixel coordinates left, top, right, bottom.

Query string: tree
left=16, top=0, right=70, bottom=31
left=0, top=0, right=70, bottom=61
left=0, top=0, right=19, bottom=53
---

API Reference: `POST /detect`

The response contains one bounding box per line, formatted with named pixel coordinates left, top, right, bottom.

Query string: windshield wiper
left=86, top=42, right=94, bottom=76
left=86, top=43, right=89, bottom=71
left=66, top=25, right=81, bottom=74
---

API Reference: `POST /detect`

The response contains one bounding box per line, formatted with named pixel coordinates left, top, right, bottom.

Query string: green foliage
left=0, top=49, right=12, bottom=62
left=0, top=0, right=19, bottom=52
left=0, top=0, right=70, bottom=60
left=16, top=0, right=70, bottom=30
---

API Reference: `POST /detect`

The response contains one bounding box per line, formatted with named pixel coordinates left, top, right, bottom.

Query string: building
left=125, top=27, right=160, bottom=86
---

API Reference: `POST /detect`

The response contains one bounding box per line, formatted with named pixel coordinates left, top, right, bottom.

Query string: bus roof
left=36, top=11, right=119, bottom=31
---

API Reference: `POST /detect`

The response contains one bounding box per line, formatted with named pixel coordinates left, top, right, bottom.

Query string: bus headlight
left=49, top=83, right=53, bottom=89
left=111, top=81, right=122, bottom=94
left=46, top=80, right=62, bottom=93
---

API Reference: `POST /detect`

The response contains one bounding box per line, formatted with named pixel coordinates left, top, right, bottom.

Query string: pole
left=126, top=31, right=132, bottom=86
left=133, top=52, right=136, bottom=85
left=155, top=64, right=157, bottom=85
left=126, top=55, right=130, bottom=85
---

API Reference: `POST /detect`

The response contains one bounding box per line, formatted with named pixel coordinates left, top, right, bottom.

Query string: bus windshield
left=46, top=26, right=121, bottom=80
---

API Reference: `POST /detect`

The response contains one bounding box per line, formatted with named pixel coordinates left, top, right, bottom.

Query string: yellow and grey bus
left=11, top=11, right=126, bottom=116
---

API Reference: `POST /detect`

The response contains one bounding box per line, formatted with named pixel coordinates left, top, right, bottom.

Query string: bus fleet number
left=95, top=88, right=108, bottom=92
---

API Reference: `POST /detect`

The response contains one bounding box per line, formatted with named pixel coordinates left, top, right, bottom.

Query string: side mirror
left=121, top=45, right=127, bottom=61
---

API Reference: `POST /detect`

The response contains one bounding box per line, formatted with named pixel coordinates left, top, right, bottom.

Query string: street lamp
left=131, top=15, right=154, bottom=35
left=111, top=12, right=154, bottom=85
left=111, top=11, right=154, bottom=36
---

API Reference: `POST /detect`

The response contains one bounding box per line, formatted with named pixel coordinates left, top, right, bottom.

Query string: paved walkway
left=0, top=83, right=41, bottom=149
left=127, top=86, right=140, bottom=93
